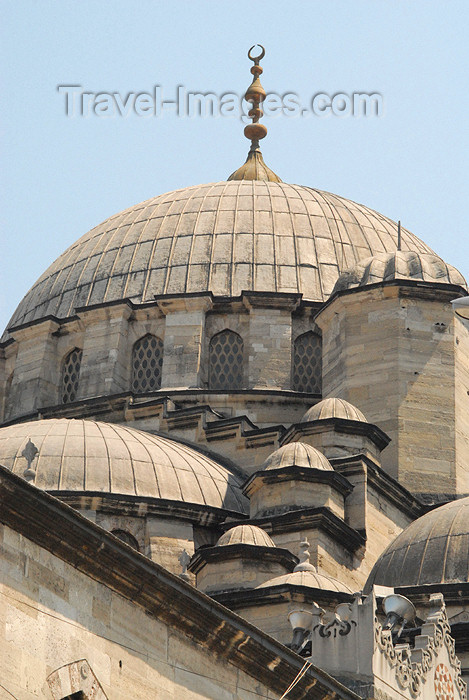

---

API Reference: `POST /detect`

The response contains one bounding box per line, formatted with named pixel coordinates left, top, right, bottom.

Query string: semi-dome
left=217, top=524, right=275, bottom=547
left=365, top=496, right=469, bottom=589
left=4, top=181, right=435, bottom=336
left=262, top=442, right=333, bottom=471
left=332, top=250, right=466, bottom=295
left=301, top=397, right=367, bottom=423
left=256, top=569, right=353, bottom=594
left=0, top=418, right=247, bottom=514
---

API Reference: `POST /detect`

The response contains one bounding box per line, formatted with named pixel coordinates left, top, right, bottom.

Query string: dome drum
left=244, top=465, right=352, bottom=520
left=2, top=291, right=324, bottom=428
left=188, top=535, right=297, bottom=595
left=281, top=413, right=390, bottom=463
left=244, top=444, right=351, bottom=520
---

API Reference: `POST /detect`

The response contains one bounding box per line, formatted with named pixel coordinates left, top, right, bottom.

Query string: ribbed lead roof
left=365, top=496, right=469, bottom=588
left=5, top=181, right=434, bottom=336
left=0, top=418, right=247, bottom=513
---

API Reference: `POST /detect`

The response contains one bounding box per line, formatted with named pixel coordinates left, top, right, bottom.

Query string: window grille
left=292, top=332, right=322, bottom=393
left=62, top=348, right=83, bottom=404
left=209, top=330, right=243, bottom=390
left=131, top=335, right=163, bottom=393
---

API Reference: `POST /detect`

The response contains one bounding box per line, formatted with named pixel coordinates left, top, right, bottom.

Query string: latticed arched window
left=209, top=330, right=244, bottom=390
left=131, top=334, right=164, bottom=393
left=61, top=348, right=83, bottom=404
left=292, top=331, right=322, bottom=394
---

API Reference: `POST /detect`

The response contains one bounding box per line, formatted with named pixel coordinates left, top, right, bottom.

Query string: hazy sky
left=1, top=1, right=468, bottom=332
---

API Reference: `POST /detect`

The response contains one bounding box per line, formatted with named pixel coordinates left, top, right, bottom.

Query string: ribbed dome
left=262, top=442, right=333, bottom=471
left=256, top=569, right=352, bottom=593
left=365, top=496, right=469, bottom=589
left=333, top=251, right=466, bottom=295
left=0, top=418, right=247, bottom=513
left=217, top=525, right=275, bottom=547
left=4, top=181, right=435, bottom=336
left=301, top=398, right=367, bottom=423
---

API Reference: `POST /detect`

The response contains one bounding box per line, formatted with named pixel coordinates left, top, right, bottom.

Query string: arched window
left=292, top=331, right=322, bottom=394
left=62, top=348, right=83, bottom=404
left=131, top=334, right=164, bottom=393
left=111, top=529, right=140, bottom=552
left=209, top=330, right=243, bottom=390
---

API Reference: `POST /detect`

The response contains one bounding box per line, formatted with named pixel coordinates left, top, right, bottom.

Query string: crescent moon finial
left=248, top=44, right=265, bottom=64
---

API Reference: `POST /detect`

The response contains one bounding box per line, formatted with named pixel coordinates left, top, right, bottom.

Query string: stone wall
left=0, top=522, right=278, bottom=699
left=1, top=294, right=322, bottom=427
left=317, top=283, right=467, bottom=497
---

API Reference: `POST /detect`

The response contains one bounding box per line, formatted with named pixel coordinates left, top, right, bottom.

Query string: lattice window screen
left=131, top=335, right=164, bottom=393
left=62, top=348, right=83, bottom=404
left=292, top=332, right=322, bottom=393
left=209, top=330, right=243, bottom=390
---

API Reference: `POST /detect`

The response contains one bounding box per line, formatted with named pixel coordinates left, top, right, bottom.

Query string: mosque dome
left=4, top=181, right=436, bottom=337
left=0, top=418, right=247, bottom=514
left=262, top=442, right=333, bottom=471
left=332, top=250, right=466, bottom=296
left=217, top=524, right=275, bottom=547
left=365, top=495, right=469, bottom=589
left=301, top=397, right=367, bottom=423
left=256, top=569, right=353, bottom=594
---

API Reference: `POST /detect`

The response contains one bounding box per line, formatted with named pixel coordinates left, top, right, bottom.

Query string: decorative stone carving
left=374, top=594, right=467, bottom=699
left=178, top=548, right=191, bottom=581
left=46, top=659, right=108, bottom=700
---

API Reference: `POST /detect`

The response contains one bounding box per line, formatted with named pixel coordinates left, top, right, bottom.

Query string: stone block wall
left=317, top=284, right=465, bottom=497
left=0, top=521, right=282, bottom=700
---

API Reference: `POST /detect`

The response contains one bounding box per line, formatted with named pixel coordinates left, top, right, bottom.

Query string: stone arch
left=47, top=659, right=108, bottom=700
left=111, top=528, right=140, bottom=552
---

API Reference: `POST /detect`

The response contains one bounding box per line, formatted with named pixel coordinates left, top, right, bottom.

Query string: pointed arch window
left=131, top=334, right=164, bottom=393
left=61, top=348, right=83, bottom=404
left=209, top=330, right=244, bottom=390
left=292, top=331, right=322, bottom=394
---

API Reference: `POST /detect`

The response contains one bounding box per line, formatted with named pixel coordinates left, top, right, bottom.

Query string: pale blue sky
left=1, top=1, right=468, bottom=332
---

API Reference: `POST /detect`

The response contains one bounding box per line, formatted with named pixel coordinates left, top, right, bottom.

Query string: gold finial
left=228, top=45, right=281, bottom=183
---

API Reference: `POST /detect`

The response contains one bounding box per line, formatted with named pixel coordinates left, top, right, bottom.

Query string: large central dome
left=6, top=180, right=434, bottom=333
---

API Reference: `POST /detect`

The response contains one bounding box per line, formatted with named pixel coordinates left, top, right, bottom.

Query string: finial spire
left=293, top=538, right=316, bottom=572
left=397, top=220, right=402, bottom=251
left=21, top=438, right=38, bottom=481
left=228, top=45, right=281, bottom=183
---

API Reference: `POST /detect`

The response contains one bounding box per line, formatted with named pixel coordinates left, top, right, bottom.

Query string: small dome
left=0, top=418, right=247, bottom=514
left=333, top=251, right=467, bottom=295
left=256, top=570, right=352, bottom=594
left=217, top=525, right=275, bottom=547
left=365, top=496, right=469, bottom=589
left=301, top=398, right=367, bottom=423
left=262, top=442, right=333, bottom=471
